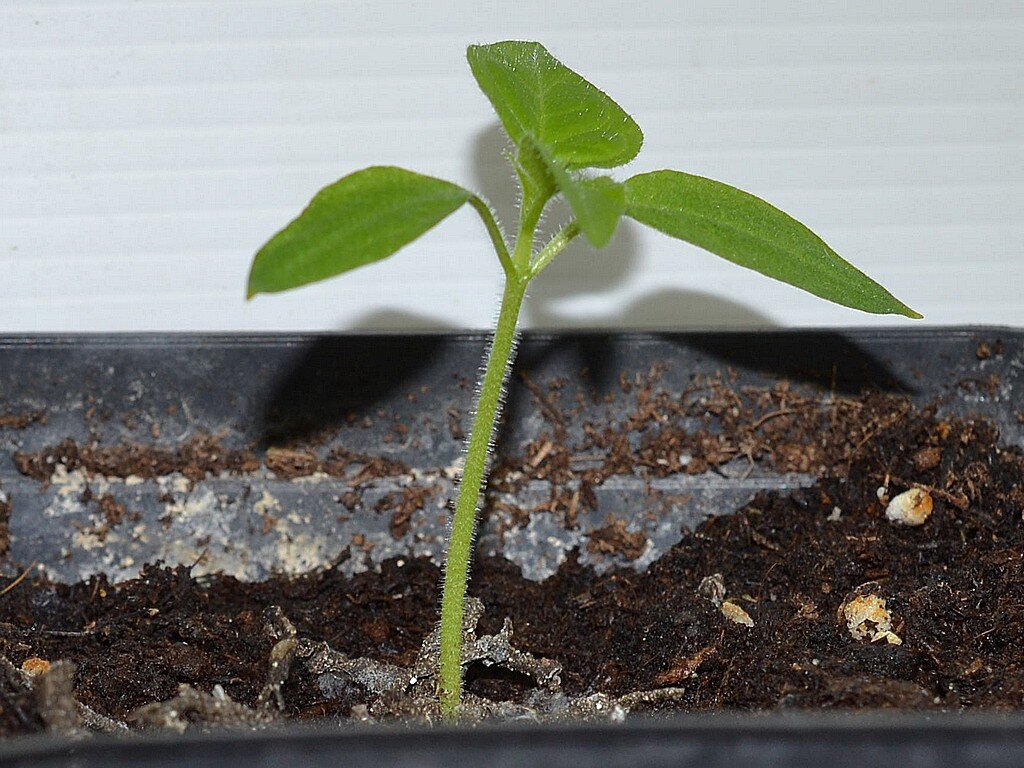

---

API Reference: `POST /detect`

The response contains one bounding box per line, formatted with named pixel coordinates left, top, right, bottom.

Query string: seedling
left=247, top=40, right=919, bottom=718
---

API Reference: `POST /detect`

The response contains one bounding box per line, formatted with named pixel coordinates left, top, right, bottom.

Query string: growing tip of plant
left=244, top=38, right=920, bottom=721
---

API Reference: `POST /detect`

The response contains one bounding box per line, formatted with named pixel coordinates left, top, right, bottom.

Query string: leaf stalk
left=469, top=196, right=514, bottom=276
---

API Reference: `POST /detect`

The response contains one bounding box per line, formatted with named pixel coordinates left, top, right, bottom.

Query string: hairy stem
left=437, top=273, right=529, bottom=717
left=469, top=196, right=513, bottom=276
left=512, top=191, right=548, bottom=271
left=529, top=221, right=580, bottom=279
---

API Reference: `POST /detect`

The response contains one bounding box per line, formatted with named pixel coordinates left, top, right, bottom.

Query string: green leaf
left=514, top=136, right=624, bottom=247
left=247, top=166, right=472, bottom=297
left=624, top=170, right=921, bottom=318
left=468, top=41, right=639, bottom=247
left=553, top=172, right=625, bottom=248
left=467, top=41, right=642, bottom=171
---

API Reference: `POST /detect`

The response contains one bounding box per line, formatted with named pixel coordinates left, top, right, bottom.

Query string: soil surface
left=2, top=365, right=1024, bottom=736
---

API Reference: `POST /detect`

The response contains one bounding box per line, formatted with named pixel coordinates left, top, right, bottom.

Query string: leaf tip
left=245, top=262, right=264, bottom=300
left=888, top=295, right=923, bottom=320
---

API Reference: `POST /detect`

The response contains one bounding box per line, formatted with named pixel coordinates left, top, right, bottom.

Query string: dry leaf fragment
left=721, top=601, right=754, bottom=627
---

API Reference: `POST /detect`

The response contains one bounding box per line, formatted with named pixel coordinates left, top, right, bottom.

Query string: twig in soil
left=739, top=450, right=756, bottom=481
left=569, top=454, right=607, bottom=466
left=528, top=440, right=554, bottom=468
left=0, top=562, right=38, bottom=599
left=842, top=404, right=911, bottom=470
left=520, top=374, right=566, bottom=438
left=750, top=408, right=797, bottom=431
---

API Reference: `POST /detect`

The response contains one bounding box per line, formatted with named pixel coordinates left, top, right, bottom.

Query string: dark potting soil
left=1, top=366, right=1023, bottom=736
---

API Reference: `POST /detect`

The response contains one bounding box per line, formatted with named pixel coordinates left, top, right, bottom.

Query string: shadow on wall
left=348, top=124, right=779, bottom=333
left=472, top=123, right=780, bottom=331
left=346, top=289, right=779, bottom=334
left=523, top=241, right=779, bottom=331
left=347, top=309, right=461, bottom=332
left=461, top=125, right=911, bottom=394
left=258, top=123, right=912, bottom=443
left=258, top=326, right=914, bottom=445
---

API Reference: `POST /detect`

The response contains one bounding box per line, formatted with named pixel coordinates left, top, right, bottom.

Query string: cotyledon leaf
left=551, top=169, right=625, bottom=248
left=247, top=166, right=473, bottom=296
left=624, top=170, right=921, bottom=318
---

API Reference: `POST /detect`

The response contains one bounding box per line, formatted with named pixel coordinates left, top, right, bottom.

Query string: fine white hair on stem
left=440, top=283, right=525, bottom=585
left=473, top=190, right=511, bottom=250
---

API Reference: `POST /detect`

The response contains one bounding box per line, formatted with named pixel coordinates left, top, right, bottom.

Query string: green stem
left=529, top=222, right=580, bottom=279
left=437, top=272, right=529, bottom=717
left=512, top=193, right=547, bottom=271
left=469, top=196, right=513, bottom=276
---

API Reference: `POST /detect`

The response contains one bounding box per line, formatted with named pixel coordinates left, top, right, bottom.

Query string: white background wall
left=1, top=1, right=1021, bottom=332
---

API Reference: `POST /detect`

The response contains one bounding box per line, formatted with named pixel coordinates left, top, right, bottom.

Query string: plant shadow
left=256, top=123, right=913, bottom=445
left=254, top=333, right=456, bottom=447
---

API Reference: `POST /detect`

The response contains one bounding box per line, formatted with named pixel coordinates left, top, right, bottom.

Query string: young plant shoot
left=247, top=40, right=920, bottom=719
